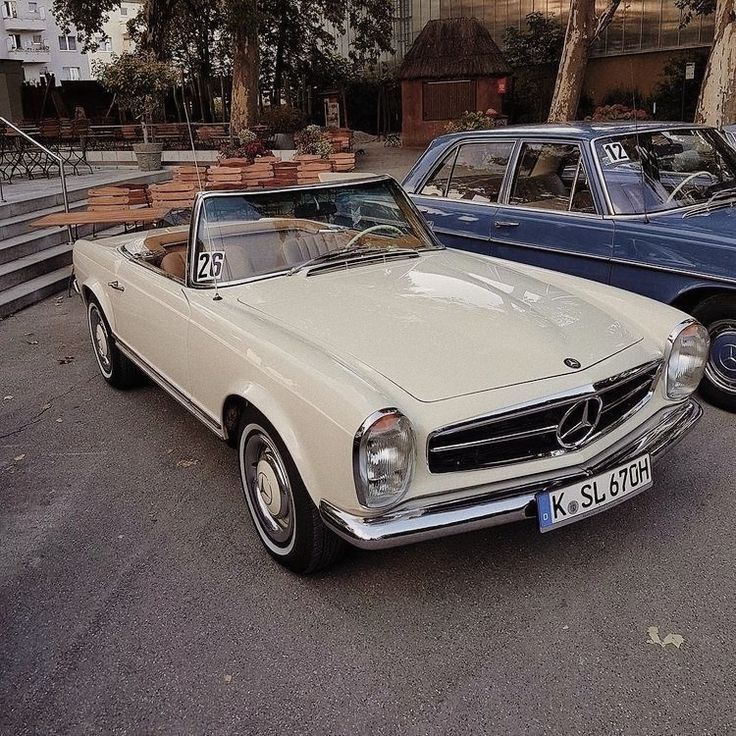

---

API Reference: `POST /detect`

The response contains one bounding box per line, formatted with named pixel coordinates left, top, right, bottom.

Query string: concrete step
left=0, top=226, right=73, bottom=266
left=0, top=199, right=87, bottom=241
left=0, top=242, right=73, bottom=293
left=0, top=169, right=171, bottom=220
left=0, top=265, right=71, bottom=318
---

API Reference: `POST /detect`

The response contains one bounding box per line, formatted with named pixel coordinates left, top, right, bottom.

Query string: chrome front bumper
left=320, top=400, right=703, bottom=550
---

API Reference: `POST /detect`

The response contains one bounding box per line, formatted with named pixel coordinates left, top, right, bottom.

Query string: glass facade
left=361, top=0, right=715, bottom=63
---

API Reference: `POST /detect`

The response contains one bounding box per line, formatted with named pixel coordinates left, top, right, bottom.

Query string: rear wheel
left=237, top=416, right=345, bottom=574
left=692, top=295, right=736, bottom=412
left=86, top=299, right=140, bottom=389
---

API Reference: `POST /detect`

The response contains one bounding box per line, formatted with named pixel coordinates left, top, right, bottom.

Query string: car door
left=410, top=139, right=516, bottom=256
left=490, top=140, right=614, bottom=283
left=110, top=249, right=191, bottom=398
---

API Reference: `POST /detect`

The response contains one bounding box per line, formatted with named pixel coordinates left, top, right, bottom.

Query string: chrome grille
left=427, top=360, right=662, bottom=473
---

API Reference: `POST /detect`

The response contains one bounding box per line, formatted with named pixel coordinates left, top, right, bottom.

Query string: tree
left=94, top=52, right=177, bottom=140
left=684, top=0, right=736, bottom=125
left=503, top=12, right=564, bottom=122
left=547, top=0, right=622, bottom=122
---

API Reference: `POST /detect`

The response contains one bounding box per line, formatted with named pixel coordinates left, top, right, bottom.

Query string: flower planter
left=133, top=142, right=164, bottom=171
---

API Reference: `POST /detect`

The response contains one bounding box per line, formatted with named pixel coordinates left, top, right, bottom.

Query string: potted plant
left=94, top=52, right=177, bottom=171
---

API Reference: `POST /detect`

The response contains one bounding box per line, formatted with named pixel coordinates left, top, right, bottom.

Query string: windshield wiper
left=287, top=246, right=419, bottom=275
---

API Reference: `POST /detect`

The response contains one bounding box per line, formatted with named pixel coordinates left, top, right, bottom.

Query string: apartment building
left=87, top=0, right=141, bottom=72
left=0, top=0, right=89, bottom=83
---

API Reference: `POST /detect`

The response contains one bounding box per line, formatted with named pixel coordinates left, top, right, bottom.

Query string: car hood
left=234, top=251, right=641, bottom=402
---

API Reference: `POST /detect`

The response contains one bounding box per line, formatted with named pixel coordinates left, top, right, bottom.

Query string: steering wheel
left=666, top=170, right=713, bottom=203
left=344, top=224, right=404, bottom=250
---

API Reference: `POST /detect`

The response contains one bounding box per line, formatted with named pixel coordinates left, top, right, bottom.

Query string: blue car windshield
left=595, top=128, right=736, bottom=214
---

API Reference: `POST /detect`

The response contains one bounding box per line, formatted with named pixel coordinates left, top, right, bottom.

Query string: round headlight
left=665, top=320, right=709, bottom=400
left=353, top=409, right=415, bottom=509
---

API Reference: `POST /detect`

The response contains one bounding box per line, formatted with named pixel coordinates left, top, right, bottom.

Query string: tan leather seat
left=160, top=250, right=187, bottom=280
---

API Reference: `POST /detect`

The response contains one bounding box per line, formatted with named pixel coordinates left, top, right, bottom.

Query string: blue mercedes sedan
left=404, top=122, right=736, bottom=411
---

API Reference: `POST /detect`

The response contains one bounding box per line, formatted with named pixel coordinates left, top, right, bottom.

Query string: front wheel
left=86, top=299, right=140, bottom=389
left=237, top=417, right=345, bottom=573
left=692, top=295, right=736, bottom=412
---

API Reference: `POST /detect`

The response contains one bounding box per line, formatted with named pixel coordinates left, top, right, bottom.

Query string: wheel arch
left=80, top=279, right=117, bottom=333
left=670, top=284, right=736, bottom=315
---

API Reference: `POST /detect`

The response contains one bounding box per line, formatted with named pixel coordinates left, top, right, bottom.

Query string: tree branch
left=593, top=0, right=623, bottom=40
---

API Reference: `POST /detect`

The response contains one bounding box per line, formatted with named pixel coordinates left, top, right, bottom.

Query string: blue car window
left=510, top=142, right=593, bottom=213
left=421, top=141, right=513, bottom=203
left=595, top=128, right=736, bottom=214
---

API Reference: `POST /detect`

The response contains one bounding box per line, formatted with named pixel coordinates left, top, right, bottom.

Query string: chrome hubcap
left=706, top=320, right=736, bottom=395
left=89, top=306, right=111, bottom=374
left=243, top=430, right=294, bottom=546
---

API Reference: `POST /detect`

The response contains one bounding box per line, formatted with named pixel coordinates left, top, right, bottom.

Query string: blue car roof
left=433, top=121, right=709, bottom=145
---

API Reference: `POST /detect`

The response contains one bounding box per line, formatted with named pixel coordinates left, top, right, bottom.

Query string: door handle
left=494, top=220, right=520, bottom=228
left=108, top=280, right=125, bottom=292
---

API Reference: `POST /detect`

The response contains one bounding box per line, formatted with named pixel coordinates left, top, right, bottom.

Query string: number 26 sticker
left=602, top=142, right=630, bottom=164
left=196, top=251, right=225, bottom=280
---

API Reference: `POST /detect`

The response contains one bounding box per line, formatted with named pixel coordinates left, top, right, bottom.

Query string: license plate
left=537, top=454, right=653, bottom=532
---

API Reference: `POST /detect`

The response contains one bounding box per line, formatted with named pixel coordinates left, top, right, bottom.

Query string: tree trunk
left=140, top=0, right=175, bottom=61
left=271, top=1, right=288, bottom=105
left=695, top=0, right=736, bottom=126
left=230, top=16, right=259, bottom=135
left=548, top=0, right=596, bottom=122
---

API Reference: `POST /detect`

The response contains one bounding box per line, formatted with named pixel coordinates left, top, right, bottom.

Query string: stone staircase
left=0, top=170, right=170, bottom=318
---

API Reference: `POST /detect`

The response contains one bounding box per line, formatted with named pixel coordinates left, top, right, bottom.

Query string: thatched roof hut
left=398, top=18, right=511, bottom=81
left=398, top=18, right=511, bottom=147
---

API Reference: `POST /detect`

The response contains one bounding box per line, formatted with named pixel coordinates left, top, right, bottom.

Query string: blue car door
left=490, top=140, right=614, bottom=283
left=409, top=139, right=516, bottom=256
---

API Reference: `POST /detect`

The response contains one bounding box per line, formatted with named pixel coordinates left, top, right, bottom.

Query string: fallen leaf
left=58, top=356, right=75, bottom=365
left=26, top=340, right=39, bottom=345
left=13, top=454, right=25, bottom=461
left=224, top=674, right=232, bottom=683
left=647, top=626, right=684, bottom=649
left=176, top=458, right=198, bottom=468
left=55, top=418, right=62, bottom=423
left=3, top=395, right=12, bottom=401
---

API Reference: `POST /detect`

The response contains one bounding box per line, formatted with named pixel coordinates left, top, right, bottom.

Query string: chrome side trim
left=321, top=399, right=702, bottom=550
left=115, top=337, right=226, bottom=439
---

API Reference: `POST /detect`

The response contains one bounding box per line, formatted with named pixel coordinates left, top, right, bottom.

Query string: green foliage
left=261, top=104, right=306, bottom=133
left=674, top=0, right=716, bottom=26
left=294, top=125, right=334, bottom=156
left=445, top=110, right=497, bottom=133
left=502, top=12, right=564, bottom=124
left=650, top=50, right=709, bottom=121
left=93, top=52, right=177, bottom=122
left=218, top=129, right=272, bottom=160
left=587, top=104, right=650, bottom=121
left=502, top=12, right=565, bottom=69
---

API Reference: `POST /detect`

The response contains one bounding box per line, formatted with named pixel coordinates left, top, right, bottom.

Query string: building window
left=32, top=33, right=42, bottom=44
left=28, top=0, right=37, bottom=11
left=6, top=33, right=21, bottom=50
left=63, top=66, right=81, bottom=80
left=2, top=1, right=17, bottom=18
left=98, top=33, right=112, bottom=51
left=59, top=34, right=77, bottom=51
left=120, top=5, right=127, bottom=14
left=422, top=80, right=476, bottom=122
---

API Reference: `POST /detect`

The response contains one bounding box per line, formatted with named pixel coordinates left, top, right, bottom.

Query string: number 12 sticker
left=602, top=142, right=630, bottom=164
left=196, top=251, right=225, bottom=280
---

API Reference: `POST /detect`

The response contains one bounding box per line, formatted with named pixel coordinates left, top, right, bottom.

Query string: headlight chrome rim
left=353, top=408, right=415, bottom=510
left=664, top=318, right=710, bottom=400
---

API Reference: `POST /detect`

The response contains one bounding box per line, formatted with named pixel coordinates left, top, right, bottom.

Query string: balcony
left=3, top=14, right=47, bottom=31
left=8, top=45, right=50, bottom=63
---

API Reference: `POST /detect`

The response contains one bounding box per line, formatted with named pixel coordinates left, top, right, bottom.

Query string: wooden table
left=31, top=208, right=172, bottom=228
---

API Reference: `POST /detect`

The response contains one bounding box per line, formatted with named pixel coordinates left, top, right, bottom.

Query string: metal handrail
left=1, top=115, right=73, bottom=244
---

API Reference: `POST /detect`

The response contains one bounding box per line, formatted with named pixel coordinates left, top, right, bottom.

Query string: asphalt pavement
left=1, top=293, right=735, bottom=735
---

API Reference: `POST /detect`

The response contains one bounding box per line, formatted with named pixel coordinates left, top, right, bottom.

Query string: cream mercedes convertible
left=73, top=176, right=708, bottom=573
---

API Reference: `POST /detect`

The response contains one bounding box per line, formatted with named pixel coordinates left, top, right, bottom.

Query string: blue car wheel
left=693, top=295, right=736, bottom=412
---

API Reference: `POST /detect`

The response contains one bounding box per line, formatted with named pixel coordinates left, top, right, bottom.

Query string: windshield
left=192, top=178, right=439, bottom=285
left=595, top=128, right=736, bottom=215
